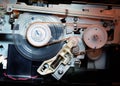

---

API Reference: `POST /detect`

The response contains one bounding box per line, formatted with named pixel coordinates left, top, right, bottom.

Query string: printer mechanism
left=0, top=0, right=120, bottom=81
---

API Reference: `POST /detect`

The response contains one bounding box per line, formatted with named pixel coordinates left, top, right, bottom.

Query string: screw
left=58, top=69, right=63, bottom=75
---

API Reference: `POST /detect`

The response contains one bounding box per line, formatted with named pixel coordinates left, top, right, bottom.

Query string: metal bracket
left=7, top=4, right=115, bottom=20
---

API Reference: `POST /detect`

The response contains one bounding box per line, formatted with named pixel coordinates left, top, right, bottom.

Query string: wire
left=3, top=73, right=38, bottom=80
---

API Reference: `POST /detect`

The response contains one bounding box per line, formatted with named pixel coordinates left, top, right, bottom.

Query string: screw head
left=58, top=70, right=63, bottom=75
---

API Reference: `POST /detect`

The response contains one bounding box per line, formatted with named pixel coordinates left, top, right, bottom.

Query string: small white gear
left=26, top=22, right=52, bottom=47
left=83, top=25, right=107, bottom=49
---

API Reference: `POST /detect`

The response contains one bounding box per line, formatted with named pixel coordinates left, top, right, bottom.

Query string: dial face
left=26, top=22, right=51, bottom=47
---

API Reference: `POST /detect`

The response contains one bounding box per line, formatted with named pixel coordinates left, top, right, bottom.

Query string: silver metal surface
left=52, top=63, right=70, bottom=80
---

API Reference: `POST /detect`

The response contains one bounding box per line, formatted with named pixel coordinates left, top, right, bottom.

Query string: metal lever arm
left=37, top=37, right=76, bottom=75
